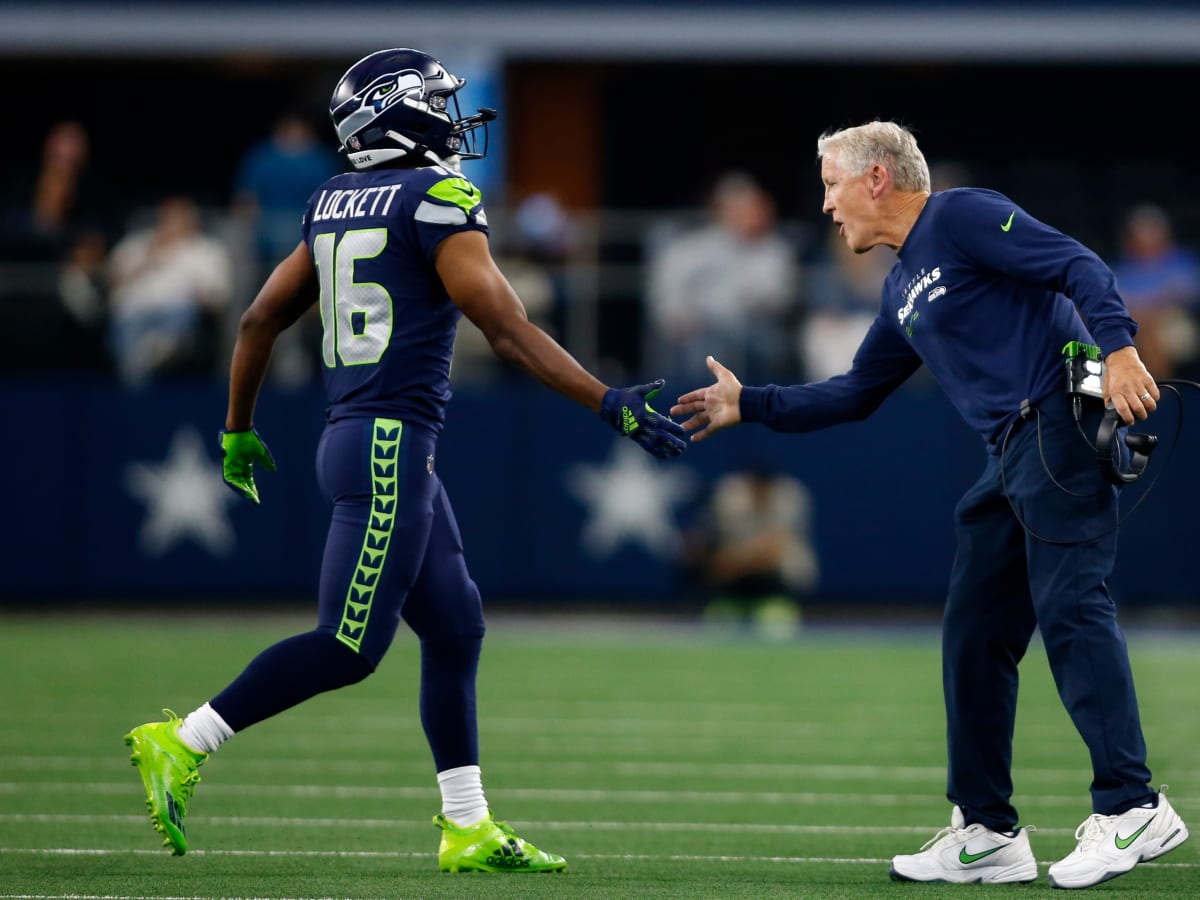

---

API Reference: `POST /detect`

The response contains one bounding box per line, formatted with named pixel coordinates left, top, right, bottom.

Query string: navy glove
left=599, top=379, right=687, bottom=459
left=219, top=428, right=277, bottom=504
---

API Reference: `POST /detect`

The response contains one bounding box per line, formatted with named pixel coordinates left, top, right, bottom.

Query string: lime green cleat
left=124, top=709, right=208, bottom=856
left=434, top=811, right=568, bottom=873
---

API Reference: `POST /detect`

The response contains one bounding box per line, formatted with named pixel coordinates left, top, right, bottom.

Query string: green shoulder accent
left=427, top=177, right=482, bottom=214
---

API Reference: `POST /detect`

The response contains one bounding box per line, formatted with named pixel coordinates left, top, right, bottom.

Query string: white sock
left=437, top=764, right=489, bottom=827
left=176, top=703, right=235, bottom=753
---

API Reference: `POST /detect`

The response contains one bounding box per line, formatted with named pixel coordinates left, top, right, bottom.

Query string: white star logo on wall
left=125, top=426, right=239, bottom=557
left=566, top=440, right=697, bottom=559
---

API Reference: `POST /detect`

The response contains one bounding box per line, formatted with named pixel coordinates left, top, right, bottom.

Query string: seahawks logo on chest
left=896, top=267, right=947, bottom=340
left=897, top=267, right=943, bottom=325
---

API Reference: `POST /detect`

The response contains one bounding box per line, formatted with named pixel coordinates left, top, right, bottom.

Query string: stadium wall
left=2, top=377, right=1196, bottom=610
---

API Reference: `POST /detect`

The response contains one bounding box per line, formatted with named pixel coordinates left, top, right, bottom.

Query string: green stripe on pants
left=336, top=418, right=403, bottom=653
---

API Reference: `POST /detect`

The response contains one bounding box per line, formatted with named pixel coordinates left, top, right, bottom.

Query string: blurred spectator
left=646, top=171, right=801, bottom=382
left=0, top=120, right=118, bottom=372
left=451, top=192, right=576, bottom=383
left=56, top=228, right=112, bottom=371
left=232, top=112, right=341, bottom=270
left=684, top=463, right=819, bottom=640
left=58, top=229, right=108, bottom=328
left=231, top=112, right=341, bottom=385
left=107, top=196, right=234, bottom=385
left=511, top=192, right=579, bottom=338
left=1109, top=204, right=1200, bottom=380
left=800, top=230, right=896, bottom=381
left=11, top=121, right=102, bottom=244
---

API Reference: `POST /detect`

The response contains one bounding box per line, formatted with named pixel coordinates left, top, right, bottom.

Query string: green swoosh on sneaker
left=959, top=844, right=1005, bottom=865
left=1001, top=211, right=1015, bottom=232
left=1114, top=816, right=1154, bottom=850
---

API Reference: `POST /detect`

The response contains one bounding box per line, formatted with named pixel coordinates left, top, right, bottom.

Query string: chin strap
left=346, top=131, right=460, bottom=171
left=347, top=145, right=409, bottom=169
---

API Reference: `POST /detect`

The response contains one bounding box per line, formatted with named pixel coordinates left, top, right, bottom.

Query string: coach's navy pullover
left=739, top=188, right=1138, bottom=449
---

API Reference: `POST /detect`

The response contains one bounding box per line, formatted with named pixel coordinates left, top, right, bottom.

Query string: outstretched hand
left=669, top=355, right=743, bottom=443
left=600, top=379, right=687, bottom=459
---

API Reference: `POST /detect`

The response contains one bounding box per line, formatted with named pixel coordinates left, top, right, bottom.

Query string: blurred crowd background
left=3, top=1, right=1200, bottom=622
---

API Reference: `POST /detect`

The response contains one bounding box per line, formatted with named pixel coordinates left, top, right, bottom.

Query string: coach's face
left=821, top=153, right=879, bottom=254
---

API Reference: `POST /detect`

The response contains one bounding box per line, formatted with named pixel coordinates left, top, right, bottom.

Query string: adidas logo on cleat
left=486, top=855, right=531, bottom=869
left=487, top=839, right=530, bottom=869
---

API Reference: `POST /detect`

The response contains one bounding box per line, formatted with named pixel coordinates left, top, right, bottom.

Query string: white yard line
left=0, top=782, right=1095, bottom=805
left=4, top=756, right=1105, bottom=784
left=1, top=848, right=1197, bottom=870
left=2, top=812, right=1075, bottom=835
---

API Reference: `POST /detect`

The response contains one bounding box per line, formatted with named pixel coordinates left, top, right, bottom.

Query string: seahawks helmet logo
left=335, top=69, right=425, bottom=145
left=364, top=70, right=425, bottom=113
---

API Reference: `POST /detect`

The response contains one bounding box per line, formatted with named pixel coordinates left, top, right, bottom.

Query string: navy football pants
left=212, top=417, right=486, bottom=772
left=314, top=417, right=485, bottom=660
left=943, top=392, right=1154, bottom=831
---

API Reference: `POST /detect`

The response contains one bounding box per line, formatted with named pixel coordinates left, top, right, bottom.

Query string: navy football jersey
left=877, top=188, right=1135, bottom=442
left=300, top=164, right=488, bottom=431
left=740, top=189, right=1137, bottom=447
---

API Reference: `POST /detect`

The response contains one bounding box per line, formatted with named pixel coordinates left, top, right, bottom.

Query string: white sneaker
left=889, top=806, right=1038, bottom=884
left=1047, top=787, right=1189, bottom=889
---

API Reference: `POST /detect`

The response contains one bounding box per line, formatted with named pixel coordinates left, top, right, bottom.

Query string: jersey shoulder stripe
left=413, top=171, right=485, bottom=227
left=415, top=200, right=469, bottom=225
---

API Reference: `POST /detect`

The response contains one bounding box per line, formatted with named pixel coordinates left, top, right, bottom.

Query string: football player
left=124, top=47, right=686, bottom=872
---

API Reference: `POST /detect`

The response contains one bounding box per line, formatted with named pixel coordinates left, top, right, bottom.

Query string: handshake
left=600, top=379, right=687, bottom=459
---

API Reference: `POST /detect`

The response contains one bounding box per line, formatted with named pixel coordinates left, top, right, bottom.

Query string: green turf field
left=0, top=611, right=1195, bottom=899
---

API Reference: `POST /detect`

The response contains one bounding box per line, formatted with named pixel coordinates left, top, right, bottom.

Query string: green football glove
left=219, top=428, right=276, bottom=505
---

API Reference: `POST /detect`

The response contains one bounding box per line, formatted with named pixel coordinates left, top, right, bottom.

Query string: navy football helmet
left=329, top=48, right=495, bottom=170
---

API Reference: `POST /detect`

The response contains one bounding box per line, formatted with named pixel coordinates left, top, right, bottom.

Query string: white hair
left=817, top=121, right=931, bottom=193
